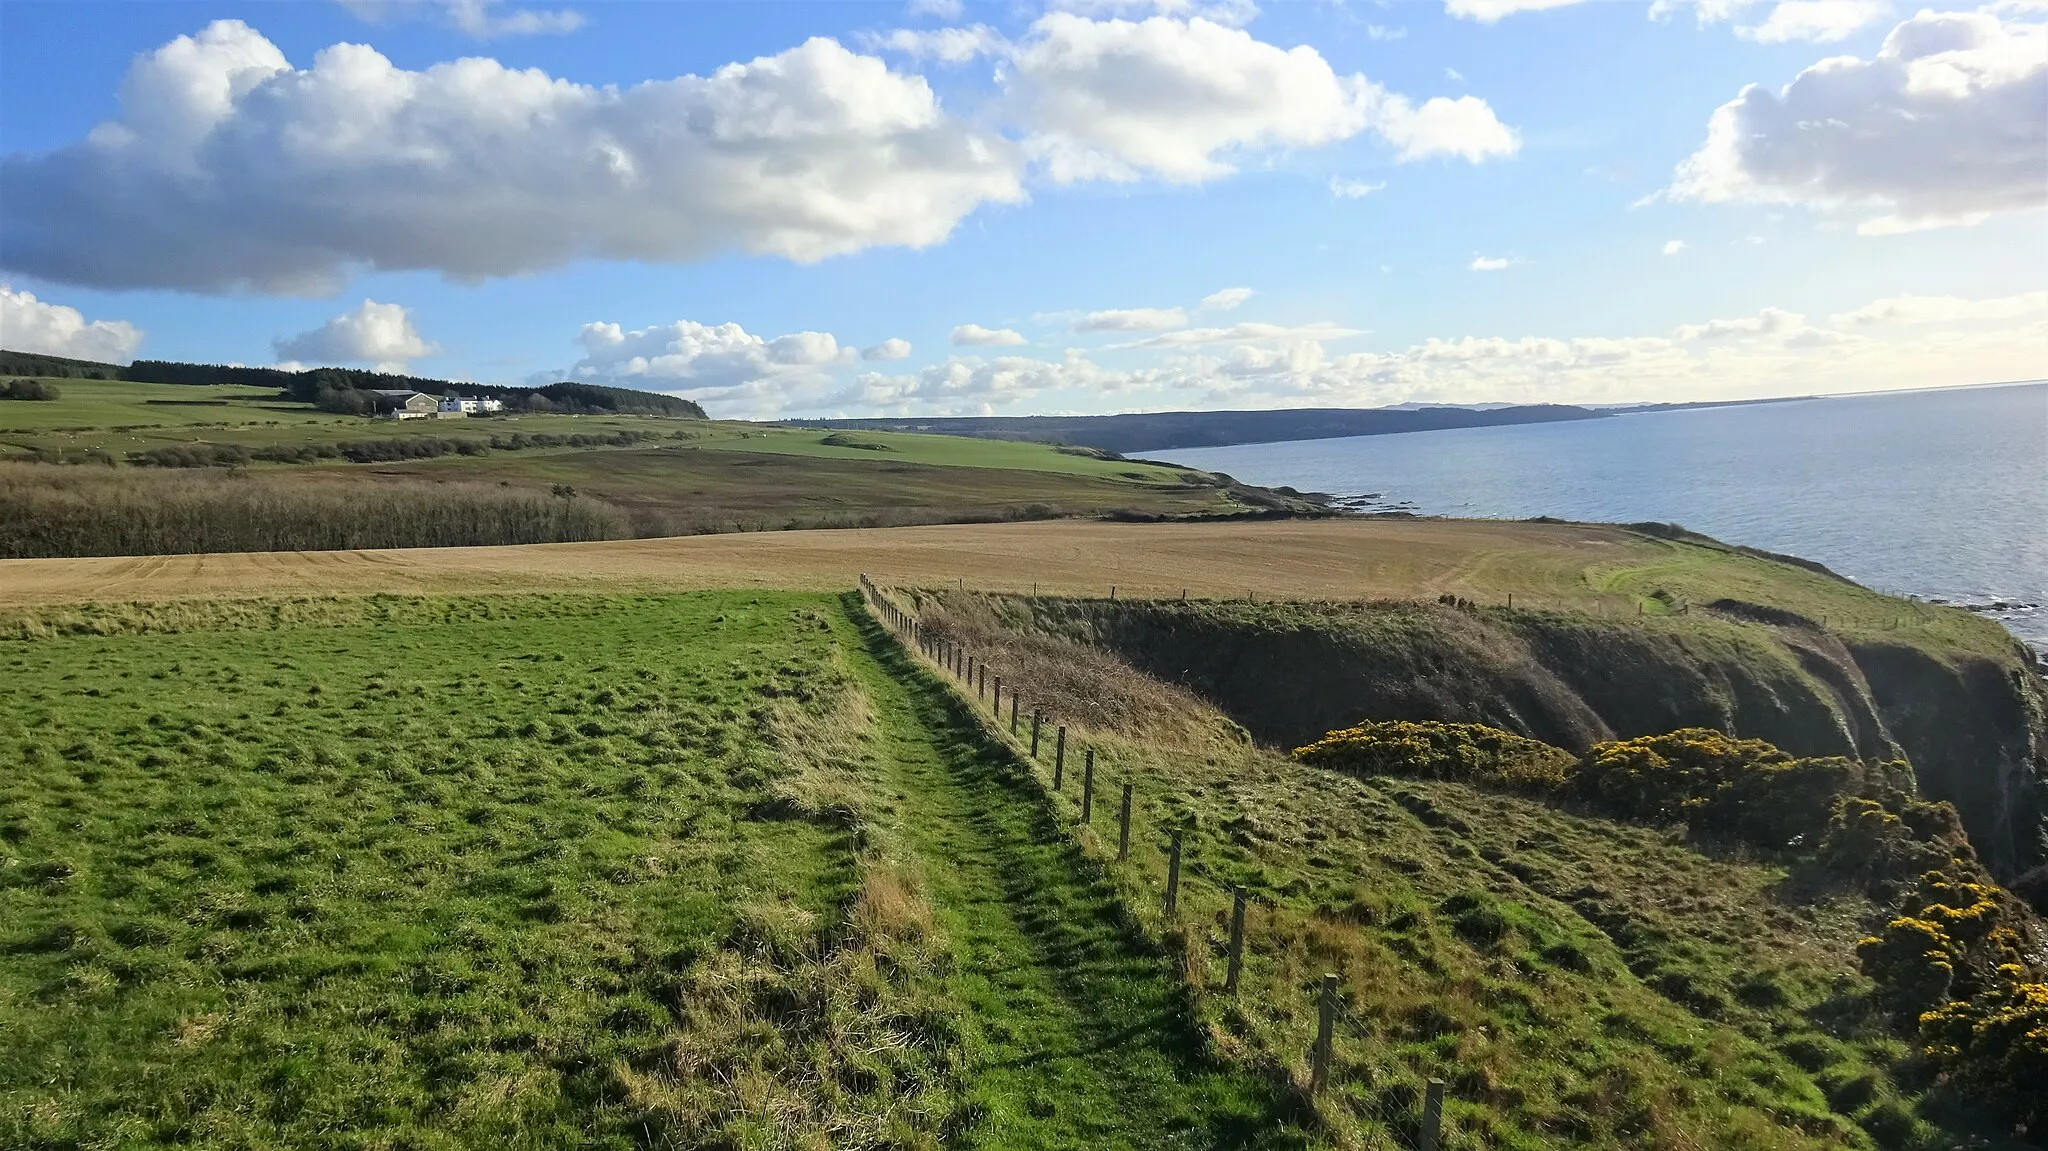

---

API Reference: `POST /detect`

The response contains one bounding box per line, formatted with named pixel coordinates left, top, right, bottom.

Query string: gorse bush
left=1575, top=729, right=1877, bottom=850
left=0, top=463, right=630, bottom=556
left=1292, top=720, right=1576, bottom=792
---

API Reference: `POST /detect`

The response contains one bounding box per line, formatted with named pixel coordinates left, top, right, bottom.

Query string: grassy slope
left=0, top=591, right=1301, bottom=1149
left=893, top=591, right=2032, bottom=1151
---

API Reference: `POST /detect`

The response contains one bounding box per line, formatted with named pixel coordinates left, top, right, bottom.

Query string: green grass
left=1, top=594, right=863, bottom=1146
left=1, top=591, right=1304, bottom=1149
left=690, top=425, right=1195, bottom=484
left=0, top=380, right=300, bottom=433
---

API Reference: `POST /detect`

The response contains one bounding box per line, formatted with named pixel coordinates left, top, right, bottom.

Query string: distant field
left=0, top=378, right=1271, bottom=548
left=0, top=380, right=1183, bottom=483
left=0, top=518, right=2011, bottom=658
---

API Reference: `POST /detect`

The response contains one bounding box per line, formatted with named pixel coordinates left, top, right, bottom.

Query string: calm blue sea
left=1166, top=383, right=2048, bottom=653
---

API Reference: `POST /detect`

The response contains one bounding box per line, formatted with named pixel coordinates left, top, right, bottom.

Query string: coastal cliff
left=963, top=593, right=2048, bottom=883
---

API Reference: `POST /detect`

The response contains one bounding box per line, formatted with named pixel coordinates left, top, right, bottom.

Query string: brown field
left=0, top=517, right=1998, bottom=655
left=0, top=519, right=1634, bottom=603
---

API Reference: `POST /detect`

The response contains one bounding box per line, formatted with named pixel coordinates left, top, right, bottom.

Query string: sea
left=1165, top=382, right=2048, bottom=656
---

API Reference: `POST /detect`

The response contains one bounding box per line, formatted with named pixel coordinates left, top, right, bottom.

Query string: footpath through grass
left=841, top=601, right=1309, bottom=1148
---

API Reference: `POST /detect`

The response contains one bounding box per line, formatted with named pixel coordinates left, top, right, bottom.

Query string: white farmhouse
left=436, top=395, right=506, bottom=417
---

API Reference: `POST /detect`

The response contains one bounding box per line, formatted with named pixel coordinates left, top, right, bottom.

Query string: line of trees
left=0, top=463, right=631, bottom=557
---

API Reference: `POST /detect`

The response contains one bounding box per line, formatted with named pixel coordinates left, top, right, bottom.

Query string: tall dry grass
left=908, top=588, right=1247, bottom=752
left=0, top=462, right=630, bottom=557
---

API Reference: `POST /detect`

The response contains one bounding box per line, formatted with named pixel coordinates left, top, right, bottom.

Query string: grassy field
left=0, top=519, right=2014, bottom=659
left=1, top=590, right=1312, bottom=1149
left=0, top=384, right=1188, bottom=484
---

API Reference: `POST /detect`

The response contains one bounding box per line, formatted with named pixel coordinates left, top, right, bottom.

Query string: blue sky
left=2, top=0, right=2043, bottom=418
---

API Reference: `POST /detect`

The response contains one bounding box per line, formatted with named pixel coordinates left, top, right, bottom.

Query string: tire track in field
left=839, top=598, right=1305, bottom=1150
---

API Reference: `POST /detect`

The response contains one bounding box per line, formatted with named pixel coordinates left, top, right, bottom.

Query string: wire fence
left=857, top=574, right=1462, bottom=1148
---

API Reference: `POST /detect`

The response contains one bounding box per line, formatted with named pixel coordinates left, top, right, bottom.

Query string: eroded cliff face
left=992, top=596, right=2048, bottom=881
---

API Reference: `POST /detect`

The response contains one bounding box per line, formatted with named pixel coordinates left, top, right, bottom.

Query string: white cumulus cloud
left=273, top=298, right=439, bottom=370
left=1330, top=177, right=1387, bottom=198
left=1199, top=287, right=1255, bottom=311
left=951, top=323, right=1028, bottom=346
left=566, top=318, right=857, bottom=416
left=1444, top=0, right=1592, bottom=22
left=337, top=0, right=584, bottom=39
left=861, top=337, right=915, bottom=360
left=0, top=21, right=1024, bottom=293
left=1074, top=307, right=1187, bottom=332
left=1373, top=93, right=1519, bottom=162
left=0, top=285, right=145, bottom=363
left=1664, top=6, right=2048, bottom=234
left=1008, top=14, right=1515, bottom=183
left=1115, top=320, right=1365, bottom=348
left=1673, top=305, right=1810, bottom=341
left=1663, top=239, right=1686, bottom=255
left=1831, top=290, right=2048, bottom=326
left=1736, top=0, right=1890, bottom=42
left=865, top=25, right=1005, bottom=63
left=1469, top=255, right=1513, bottom=271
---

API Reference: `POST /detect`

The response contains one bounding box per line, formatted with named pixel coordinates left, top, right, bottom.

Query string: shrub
left=1575, top=729, right=1874, bottom=849
left=3, top=378, right=60, bottom=401
left=1291, top=720, right=1576, bottom=792
left=1918, top=978, right=2048, bottom=1131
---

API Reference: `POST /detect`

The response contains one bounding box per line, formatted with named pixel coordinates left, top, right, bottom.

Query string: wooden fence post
left=1310, top=973, right=1337, bottom=1094
left=1420, top=1078, right=1445, bottom=1151
left=1164, top=830, right=1182, bottom=919
left=993, top=676, right=1002, bottom=715
left=1110, top=585, right=1117, bottom=601
left=1010, top=694, right=1019, bottom=735
left=1080, top=749, right=1095, bottom=823
left=1054, top=727, right=1066, bottom=790
left=978, top=664, right=986, bottom=699
left=1225, top=886, right=1246, bottom=995
left=1118, top=783, right=1133, bottom=861
left=1031, top=711, right=1042, bottom=757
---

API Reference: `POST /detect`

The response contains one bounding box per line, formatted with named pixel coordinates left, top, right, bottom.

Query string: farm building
left=369, top=390, right=439, bottom=419
left=437, top=395, right=504, bottom=417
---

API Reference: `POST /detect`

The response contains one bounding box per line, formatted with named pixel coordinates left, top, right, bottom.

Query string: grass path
left=837, top=597, right=1311, bottom=1150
